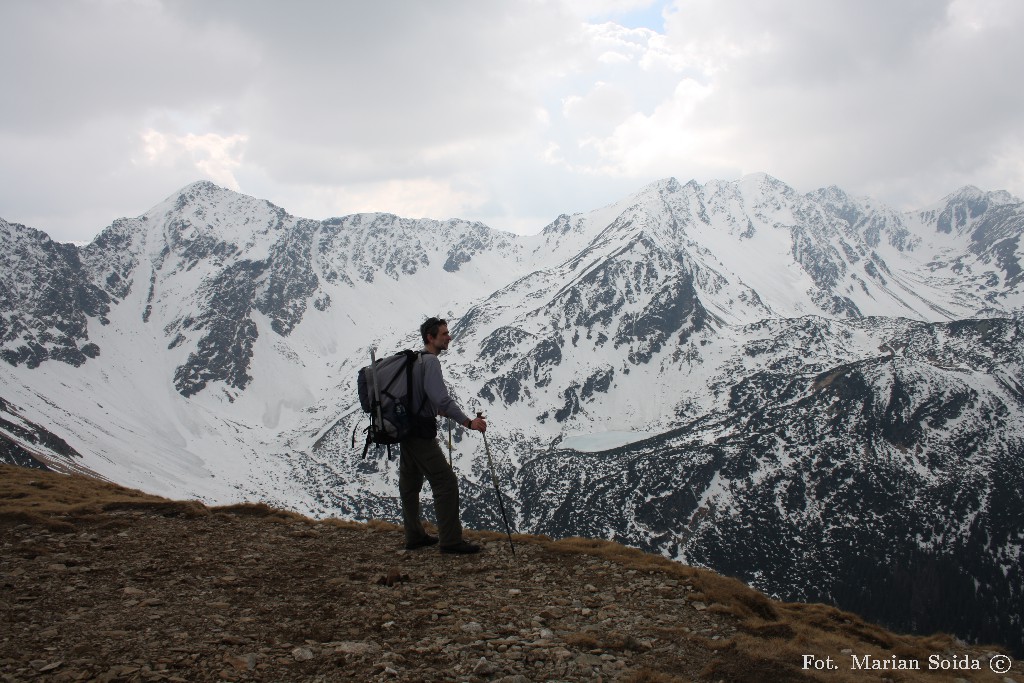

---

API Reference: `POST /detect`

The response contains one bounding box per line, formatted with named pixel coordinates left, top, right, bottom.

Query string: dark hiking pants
left=399, top=436, right=462, bottom=546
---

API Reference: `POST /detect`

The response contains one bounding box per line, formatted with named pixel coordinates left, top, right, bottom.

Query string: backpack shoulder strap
left=401, top=350, right=419, bottom=411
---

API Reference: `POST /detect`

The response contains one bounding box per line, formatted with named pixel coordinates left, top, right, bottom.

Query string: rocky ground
left=1, top=464, right=1020, bottom=683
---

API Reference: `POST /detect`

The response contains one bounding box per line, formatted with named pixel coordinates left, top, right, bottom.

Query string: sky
left=2, top=0, right=1024, bottom=244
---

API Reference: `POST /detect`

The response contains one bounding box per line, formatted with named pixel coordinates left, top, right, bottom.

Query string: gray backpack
left=355, top=350, right=434, bottom=457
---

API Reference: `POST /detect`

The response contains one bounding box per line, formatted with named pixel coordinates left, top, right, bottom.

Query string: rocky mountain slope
left=3, top=464, right=1021, bottom=683
left=1, top=175, right=1022, bottom=658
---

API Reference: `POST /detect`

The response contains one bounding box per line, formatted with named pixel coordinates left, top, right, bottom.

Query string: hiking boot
left=440, top=541, right=481, bottom=555
left=405, top=535, right=439, bottom=550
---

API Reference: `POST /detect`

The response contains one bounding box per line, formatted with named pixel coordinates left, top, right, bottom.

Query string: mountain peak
left=736, top=171, right=798, bottom=198
left=183, top=178, right=222, bottom=193
left=153, top=180, right=284, bottom=219
left=921, top=185, right=1024, bottom=236
left=169, top=179, right=237, bottom=206
left=651, top=176, right=685, bottom=193
left=144, top=180, right=292, bottom=254
left=808, top=184, right=856, bottom=204
left=945, top=184, right=1020, bottom=207
left=635, top=175, right=798, bottom=203
left=948, top=184, right=985, bottom=199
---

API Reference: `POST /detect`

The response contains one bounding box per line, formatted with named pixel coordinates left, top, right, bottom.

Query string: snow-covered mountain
left=1, top=175, right=1022, bottom=654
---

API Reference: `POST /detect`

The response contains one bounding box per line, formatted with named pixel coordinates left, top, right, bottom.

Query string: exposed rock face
left=0, top=398, right=81, bottom=471
left=0, top=219, right=111, bottom=368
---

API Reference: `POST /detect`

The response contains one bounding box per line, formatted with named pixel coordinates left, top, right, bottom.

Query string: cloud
left=567, top=0, right=1024, bottom=205
left=0, top=0, right=257, bottom=135
left=264, top=177, right=490, bottom=224
left=138, top=130, right=248, bottom=191
left=573, top=78, right=727, bottom=178
left=1, top=0, right=1023, bottom=244
left=563, top=82, right=635, bottom=136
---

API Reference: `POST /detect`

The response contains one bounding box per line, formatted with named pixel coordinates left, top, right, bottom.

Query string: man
left=400, top=317, right=487, bottom=554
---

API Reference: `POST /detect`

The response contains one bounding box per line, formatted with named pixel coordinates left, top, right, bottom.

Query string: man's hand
left=469, top=416, right=487, bottom=433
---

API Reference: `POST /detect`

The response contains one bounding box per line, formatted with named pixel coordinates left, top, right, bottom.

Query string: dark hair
left=420, top=317, right=447, bottom=344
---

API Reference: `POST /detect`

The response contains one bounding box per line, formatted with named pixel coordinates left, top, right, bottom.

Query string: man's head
left=421, top=317, right=451, bottom=353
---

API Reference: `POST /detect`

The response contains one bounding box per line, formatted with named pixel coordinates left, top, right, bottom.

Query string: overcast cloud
left=2, top=0, right=1023, bottom=244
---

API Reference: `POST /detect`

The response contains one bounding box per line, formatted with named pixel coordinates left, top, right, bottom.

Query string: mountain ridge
left=1, top=174, right=1022, bottom=656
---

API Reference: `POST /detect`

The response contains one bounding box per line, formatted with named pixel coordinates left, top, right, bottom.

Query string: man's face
left=430, top=324, right=452, bottom=351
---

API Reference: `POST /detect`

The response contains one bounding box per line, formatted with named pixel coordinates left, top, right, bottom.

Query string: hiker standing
left=400, top=317, right=487, bottom=554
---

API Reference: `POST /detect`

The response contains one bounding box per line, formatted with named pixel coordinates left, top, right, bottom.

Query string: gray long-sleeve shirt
left=412, top=352, right=471, bottom=426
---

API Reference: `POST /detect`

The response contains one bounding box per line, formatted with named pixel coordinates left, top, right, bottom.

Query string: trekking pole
left=477, top=412, right=516, bottom=556
left=447, top=419, right=454, bottom=466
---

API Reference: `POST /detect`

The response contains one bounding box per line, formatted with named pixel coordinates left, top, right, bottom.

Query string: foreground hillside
left=1, top=465, right=1019, bottom=683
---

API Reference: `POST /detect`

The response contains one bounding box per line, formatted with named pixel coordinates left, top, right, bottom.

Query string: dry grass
left=321, top=516, right=376, bottom=531
left=211, top=501, right=305, bottom=522
left=536, top=533, right=1015, bottom=683
left=0, top=463, right=204, bottom=524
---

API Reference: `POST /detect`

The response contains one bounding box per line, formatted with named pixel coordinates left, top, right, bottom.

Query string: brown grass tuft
left=738, top=617, right=796, bottom=640
left=103, top=499, right=209, bottom=518
left=320, top=517, right=371, bottom=531
left=0, top=509, right=76, bottom=533
left=0, top=463, right=186, bottom=522
left=212, top=501, right=302, bottom=521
